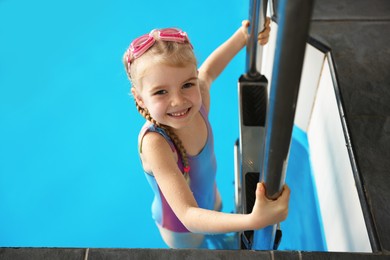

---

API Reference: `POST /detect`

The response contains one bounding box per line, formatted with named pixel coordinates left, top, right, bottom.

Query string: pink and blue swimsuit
left=138, top=106, right=217, bottom=232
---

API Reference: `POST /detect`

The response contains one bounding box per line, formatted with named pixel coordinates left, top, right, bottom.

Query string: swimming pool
left=0, top=0, right=246, bottom=248
left=0, top=0, right=370, bottom=251
left=278, top=126, right=326, bottom=250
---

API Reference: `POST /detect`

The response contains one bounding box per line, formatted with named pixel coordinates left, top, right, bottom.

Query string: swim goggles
left=126, top=28, right=193, bottom=65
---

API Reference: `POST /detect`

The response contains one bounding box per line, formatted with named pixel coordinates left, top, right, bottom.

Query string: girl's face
left=132, top=60, right=202, bottom=130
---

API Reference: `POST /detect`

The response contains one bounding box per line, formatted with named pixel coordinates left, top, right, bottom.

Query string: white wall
left=306, top=58, right=371, bottom=252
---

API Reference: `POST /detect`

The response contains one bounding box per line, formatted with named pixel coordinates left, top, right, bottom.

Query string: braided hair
left=134, top=101, right=190, bottom=182
left=123, top=40, right=197, bottom=183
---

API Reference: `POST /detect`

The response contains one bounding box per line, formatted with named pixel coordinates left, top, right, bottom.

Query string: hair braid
left=135, top=102, right=190, bottom=183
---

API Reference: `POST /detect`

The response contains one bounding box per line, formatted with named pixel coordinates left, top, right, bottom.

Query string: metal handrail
left=246, top=0, right=268, bottom=78
left=261, top=0, right=313, bottom=201
left=252, top=0, right=314, bottom=250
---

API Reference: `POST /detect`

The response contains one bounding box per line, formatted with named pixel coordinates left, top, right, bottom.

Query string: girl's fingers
left=265, top=17, right=271, bottom=27
left=242, top=20, right=250, bottom=28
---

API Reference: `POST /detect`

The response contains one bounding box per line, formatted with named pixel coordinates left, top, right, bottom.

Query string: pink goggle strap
left=158, top=29, right=185, bottom=42
left=126, top=28, right=193, bottom=69
left=130, top=35, right=156, bottom=59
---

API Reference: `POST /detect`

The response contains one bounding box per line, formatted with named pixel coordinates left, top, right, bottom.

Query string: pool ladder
left=234, top=0, right=313, bottom=250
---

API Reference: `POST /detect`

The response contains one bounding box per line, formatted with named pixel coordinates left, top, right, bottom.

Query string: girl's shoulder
left=138, top=122, right=179, bottom=174
left=138, top=122, right=176, bottom=154
left=139, top=121, right=164, bottom=139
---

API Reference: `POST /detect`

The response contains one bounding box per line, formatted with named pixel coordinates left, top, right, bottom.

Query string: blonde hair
left=123, top=39, right=197, bottom=80
left=123, top=39, right=197, bottom=181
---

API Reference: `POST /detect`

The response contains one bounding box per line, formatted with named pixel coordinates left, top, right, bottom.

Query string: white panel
left=294, top=45, right=325, bottom=131
left=307, top=58, right=371, bottom=252
left=263, top=25, right=326, bottom=133
left=261, top=21, right=277, bottom=87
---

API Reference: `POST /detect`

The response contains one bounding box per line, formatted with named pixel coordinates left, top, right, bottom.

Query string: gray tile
left=348, top=116, right=390, bottom=250
left=300, top=251, right=390, bottom=259
left=272, top=0, right=390, bottom=21
left=309, top=10, right=390, bottom=252
left=272, top=250, right=300, bottom=259
left=87, top=248, right=272, bottom=260
left=1, top=248, right=389, bottom=259
left=281, top=8, right=390, bottom=117
left=310, top=21, right=390, bottom=117
left=0, top=248, right=85, bottom=260
left=312, top=0, right=390, bottom=20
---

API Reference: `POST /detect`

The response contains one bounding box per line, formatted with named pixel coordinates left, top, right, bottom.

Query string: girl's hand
left=240, top=20, right=251, bottom=44
left=249, top=182, right=290, bottom=230
left=258, top=17, right=271, bottom=45
left=241, top=17, right=271, bottom=46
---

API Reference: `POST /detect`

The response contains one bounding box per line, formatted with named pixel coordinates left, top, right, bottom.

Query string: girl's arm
left=141, top=131, right=289, bottom=234
left=198, top=19, right=270, bottom=112
left=198, top=21, right=249, bottom=89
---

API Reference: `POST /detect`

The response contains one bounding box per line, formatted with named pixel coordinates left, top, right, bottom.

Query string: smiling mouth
left=168, top=108, right=190, bottom=117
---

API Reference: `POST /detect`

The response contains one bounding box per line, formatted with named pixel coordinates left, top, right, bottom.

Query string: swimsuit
left=138, top=105, right=217, bottom=232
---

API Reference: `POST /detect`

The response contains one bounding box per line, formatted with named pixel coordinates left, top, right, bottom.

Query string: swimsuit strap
left=139, top=123, right=176, bottom=154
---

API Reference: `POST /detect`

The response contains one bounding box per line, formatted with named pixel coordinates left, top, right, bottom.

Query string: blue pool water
left=0, top=0, right=326, bottom=250
left=278, top=126, right=327, bottom=251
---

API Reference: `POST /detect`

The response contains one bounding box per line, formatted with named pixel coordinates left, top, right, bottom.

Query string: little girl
left=123, top=19, right=290, bottom=249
